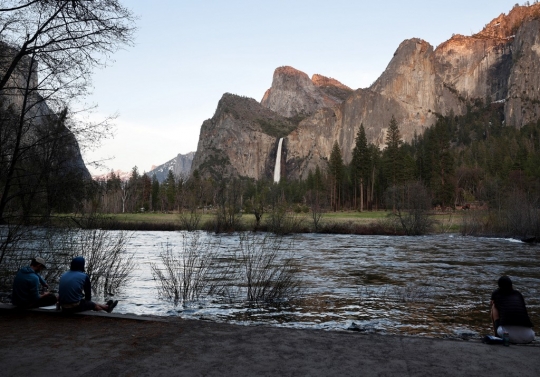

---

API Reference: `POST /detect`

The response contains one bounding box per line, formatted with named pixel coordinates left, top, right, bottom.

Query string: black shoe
left=106, top=300, right=118, bottom=313
left=106, top=299, right=113, bottom=307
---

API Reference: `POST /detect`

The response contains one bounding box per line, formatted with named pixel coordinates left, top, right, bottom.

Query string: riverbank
left=51, top=210, right=462, bottom=234
left=1, top=309, right=538, bottom=376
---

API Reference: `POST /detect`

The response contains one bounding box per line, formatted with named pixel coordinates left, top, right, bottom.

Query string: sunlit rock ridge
left=260, top=66, right=353, bottom=118
left=191, top=3, right=540, bottom=180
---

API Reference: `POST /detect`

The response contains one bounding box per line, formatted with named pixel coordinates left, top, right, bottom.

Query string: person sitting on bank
left=490, top=275, right=535, bottom=344
left=11, top=257, right=57, bottom=308
left=58, top=256, right=118, bottom=313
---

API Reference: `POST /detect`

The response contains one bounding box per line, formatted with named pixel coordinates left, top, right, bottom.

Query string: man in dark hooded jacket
left=12, top=257, right=57, bottom=308
left=58, top=256, right=118, bottom=313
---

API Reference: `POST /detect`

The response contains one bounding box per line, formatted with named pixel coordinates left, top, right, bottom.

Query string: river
left=109, top=231, right=539, bottom=339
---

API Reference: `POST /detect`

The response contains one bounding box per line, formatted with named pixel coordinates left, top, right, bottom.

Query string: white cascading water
left=273, top=138, right=284, bottom=183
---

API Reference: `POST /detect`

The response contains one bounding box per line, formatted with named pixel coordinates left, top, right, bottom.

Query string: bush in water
left=151, top=232, right=302, bottom=307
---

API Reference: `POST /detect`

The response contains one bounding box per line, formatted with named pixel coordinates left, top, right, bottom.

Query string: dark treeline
left=85, top=101, right=540, bottom=237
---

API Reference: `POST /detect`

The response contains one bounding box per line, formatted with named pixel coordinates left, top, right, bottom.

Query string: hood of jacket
left=19, top=266, right=36, bottom=275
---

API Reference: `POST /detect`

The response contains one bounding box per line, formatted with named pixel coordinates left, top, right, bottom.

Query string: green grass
left=55, top=209, right=466, bottom=234
left=321, top=211, right=389, bottom=221
left=100, top=210, right=392, bottom=230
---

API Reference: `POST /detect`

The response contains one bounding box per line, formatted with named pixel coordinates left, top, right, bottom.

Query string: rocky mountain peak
left=311, top=74, right=354, bottom=102
left=311, top=74, right=351, bottom=91
left=260, top=66, right=352, bottom=118
left=370, top=38, right=436, bottom=128
left=215, top=93, right=292, bottom=128
left=474, top=3, right=540, bottom=40
left=147, top=151, right=195, bottom=182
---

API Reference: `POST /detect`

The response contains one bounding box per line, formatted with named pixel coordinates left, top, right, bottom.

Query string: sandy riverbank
left=1, top=309, right=539, bottom=376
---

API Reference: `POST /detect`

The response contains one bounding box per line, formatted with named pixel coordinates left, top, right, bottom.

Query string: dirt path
left=1, top=310, right=539, bottom=376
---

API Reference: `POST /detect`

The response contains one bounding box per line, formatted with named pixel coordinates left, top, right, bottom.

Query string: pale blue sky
left=82, top=0, right=524, bottom=175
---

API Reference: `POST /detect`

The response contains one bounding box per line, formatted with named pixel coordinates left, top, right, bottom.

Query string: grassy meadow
left=88, top=209, right=465, bottom=234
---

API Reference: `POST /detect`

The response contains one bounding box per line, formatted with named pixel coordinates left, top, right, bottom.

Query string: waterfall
left=273, top=138, right=283, bottom=183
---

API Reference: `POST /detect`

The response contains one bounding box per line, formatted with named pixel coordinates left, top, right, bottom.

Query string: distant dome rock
left=147, top=152, right=195, bottom=182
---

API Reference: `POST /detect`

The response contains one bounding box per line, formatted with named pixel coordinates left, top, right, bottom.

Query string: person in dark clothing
left=490, top=275, right=535, bottom=344
left=12, top=257, right=57, bottom=308
left=58, top=256, right=118, bottom=313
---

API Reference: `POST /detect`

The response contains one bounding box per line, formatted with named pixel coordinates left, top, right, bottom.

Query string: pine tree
left=165, top=170, right=176, bottom=211
left=314, top=165, right=324, bottom=192
left=351, top=124, right=370, bottom=211
left=328, top=141, right=344, bottom=211
left=425, top=118, right=455, bottom=207
left=151, top=175, right=160, bottom=211
left=384, top=116, right=402, bottom=211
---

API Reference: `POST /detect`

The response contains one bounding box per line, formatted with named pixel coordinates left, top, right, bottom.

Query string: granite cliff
left=192, top=3, right=540, bottom=180
left=190, top=93, right=297, bottom=179
left=261, top=66, right=353, bottom=118
left=0, top=42, right=90, bottom=181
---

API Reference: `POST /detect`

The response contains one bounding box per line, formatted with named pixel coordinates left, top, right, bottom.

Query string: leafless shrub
left=460, top=209, right=488, bottom=236
left=435, top=212, right=455, bottom=233
left=178, top=208, right=202, bottom=231
left=0, top=225, right=133, bottom=297
left=356, top=285, right=391, bottom=304
left=214, top=179, right=243, bottom=233
left=306, top=190, right=324, bottom=232
left=0, top=224, right=34, bottom=292
left=391, top=283, right=435, bottom=303
left=504, top=190, right=540, bottom=238
left=0, top=226, right=78, bottom=293
left=238, top=233, right=301, bottom=305
left=265, top=201, right=305, bottom=235
left=37, top=227, right=79, bottom=288
left=151, top=232, right=303, bottom=308
left=72, top=229, right=134, bottom=296
left=385, top=181, right=434, bottom=235
left=151, top=233, right=234, bottom=305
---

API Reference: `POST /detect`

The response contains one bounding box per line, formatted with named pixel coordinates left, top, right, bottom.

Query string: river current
left=110, top=232, right=539, bottom=339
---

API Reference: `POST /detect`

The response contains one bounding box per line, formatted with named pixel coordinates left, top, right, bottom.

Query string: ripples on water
left=110, top=232, right=539, bottom=339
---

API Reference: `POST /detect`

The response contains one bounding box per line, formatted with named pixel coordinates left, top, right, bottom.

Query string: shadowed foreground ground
left=1, top=309, right=538, bottom=377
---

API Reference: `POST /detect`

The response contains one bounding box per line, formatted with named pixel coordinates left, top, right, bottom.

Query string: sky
left=81, top=0, right=525, bottom=176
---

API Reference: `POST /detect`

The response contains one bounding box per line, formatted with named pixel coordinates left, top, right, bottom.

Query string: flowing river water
left=110, top=232, right=539, bottom=339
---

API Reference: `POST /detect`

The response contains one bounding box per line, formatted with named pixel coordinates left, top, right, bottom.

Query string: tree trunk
left=360, top=178, right=364, bottom=212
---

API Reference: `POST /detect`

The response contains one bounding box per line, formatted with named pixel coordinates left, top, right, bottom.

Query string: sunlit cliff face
left=192, top=3, right=540, bottom=180
left=261, top=66, right=352, bottom=118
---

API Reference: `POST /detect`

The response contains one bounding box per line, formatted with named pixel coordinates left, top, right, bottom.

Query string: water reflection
left=113, top=232, right=539, bottom=339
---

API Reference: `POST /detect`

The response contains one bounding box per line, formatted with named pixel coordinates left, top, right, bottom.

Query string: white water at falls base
left=273, top=138, right=283, bottom=183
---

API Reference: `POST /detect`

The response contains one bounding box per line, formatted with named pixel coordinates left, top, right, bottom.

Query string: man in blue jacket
left=58, top=256, right=118, bottom=313
left=12, top=257, right=57, bottom=308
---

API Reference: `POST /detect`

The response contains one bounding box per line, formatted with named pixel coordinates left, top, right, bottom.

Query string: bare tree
left=214, top=179, right=243, bottom=233
left=0, top=0, right=136, bottom=223
left=306, top=189, right=325, bottom=232
left=0, top=222, right=134, bottom=296
left=504, top=190, right=540, bottom=239
left=385, top=181, right=434, bottom=236
left=265, top=195, right=304, bottom=235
